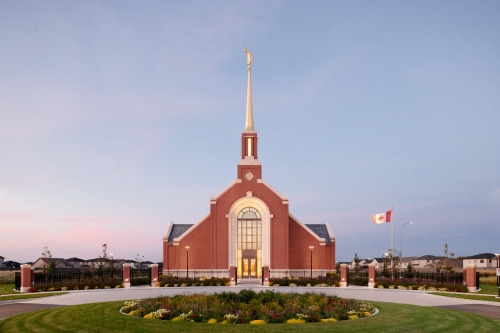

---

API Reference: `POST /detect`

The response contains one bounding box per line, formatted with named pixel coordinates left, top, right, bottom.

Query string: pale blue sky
left=1, top=1, right=499, bottom=263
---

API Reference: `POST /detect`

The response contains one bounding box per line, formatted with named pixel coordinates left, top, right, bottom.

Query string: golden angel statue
left=243, top=44, right=253, bottom=66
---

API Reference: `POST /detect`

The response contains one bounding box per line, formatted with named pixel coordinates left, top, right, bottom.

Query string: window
left=237, top=207, right=262, bottom=278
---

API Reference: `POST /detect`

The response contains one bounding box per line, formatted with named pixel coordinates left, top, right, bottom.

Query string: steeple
left=238, top=46, right=261, bottom=180
left=245, top=50, right=254, bottom=132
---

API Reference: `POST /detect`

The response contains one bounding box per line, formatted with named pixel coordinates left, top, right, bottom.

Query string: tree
left=97, top=243, right=108, bottom=278
left=384, top=249, right=401, bottom=280
left=405, top=262, right=414, bottom=279
left=135, top=253, right=145, bottom=269
left=41, top=246, right=55, bottom=283
left=382, top=261, right=389, bottom=278
left=442, top=243, right=456, bottom=282
left=353, top=253, right=361, bottom=276
left=335, top=261, right=341, bottom=273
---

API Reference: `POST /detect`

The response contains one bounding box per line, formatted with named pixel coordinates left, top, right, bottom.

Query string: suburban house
left=463, top=253, right=499, bottom=270
left=0, top=256, right=4, bottom=268
left=32, top=258, right=73, bottom=270
left=4, top=261, right=21, bottom=269
left=66, top=257, right=88, bottom=269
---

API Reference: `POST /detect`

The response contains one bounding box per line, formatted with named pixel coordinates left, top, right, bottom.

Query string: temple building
left=163, top=50, right=335, bottom=281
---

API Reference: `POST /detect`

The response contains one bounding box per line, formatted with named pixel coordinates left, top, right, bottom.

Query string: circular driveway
left=2, top=285, right=500, bottom=320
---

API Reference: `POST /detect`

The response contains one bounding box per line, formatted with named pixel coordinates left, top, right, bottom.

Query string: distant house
left=66, top=257, right=87, bottom=269
left=400, top=257, right=418, bottom=270
left=411, top=255, right=442, bottom=271
left=463, top=253, right=498, bottom=270
left=32, top=258, right=72, bottom=270
left=4, top=260, right=21, bottom=269
left=0, top=256, right=4, bottom=268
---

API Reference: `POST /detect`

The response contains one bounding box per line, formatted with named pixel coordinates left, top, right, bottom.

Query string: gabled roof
left=168, top=224, right=194, bottom=242
left=415, top=255, right=442, bottom=260
left=66, top=257, right=85, bottom=262
left=305, top=224, right=331, bottom=245
left=4, top=260, right=20, bottom=267
left=466, top=253, right=497, bottom=259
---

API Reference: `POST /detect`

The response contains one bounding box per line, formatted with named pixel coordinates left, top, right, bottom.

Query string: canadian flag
left=372, top=210, right=392, bottom=224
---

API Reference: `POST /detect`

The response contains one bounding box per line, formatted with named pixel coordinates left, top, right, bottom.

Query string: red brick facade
left=163, top=65, right=335, bottom=278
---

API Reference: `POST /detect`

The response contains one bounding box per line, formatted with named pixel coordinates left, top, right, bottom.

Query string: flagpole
left=391, top=206, right=394, bottom=280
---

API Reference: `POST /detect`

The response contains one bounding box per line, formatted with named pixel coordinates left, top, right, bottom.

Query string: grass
left=477, top=283, right=499, bottom=295
left=0, top=284, right=18, bottom=295
left=429, top=292, right=500, bottom=303
left=0, top=292, right=67, bottom=301
left=1, top=300, right=499, bottom=332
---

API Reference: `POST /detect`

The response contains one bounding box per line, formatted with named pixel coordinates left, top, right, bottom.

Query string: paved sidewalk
left=1, top=285, right=500, bottom=320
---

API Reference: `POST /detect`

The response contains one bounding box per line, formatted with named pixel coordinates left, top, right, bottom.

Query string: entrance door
left=242, top=249, right=257, bottom=278
left=237, top=207, right=262, bottom=279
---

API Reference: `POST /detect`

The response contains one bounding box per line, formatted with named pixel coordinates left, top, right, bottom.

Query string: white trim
left=227, top=196, right=272, bottom=269
left=257, top=179, right=288, bottom=200
left=289, top=213, right=325, bottom=243
left=325, top=222, right=335, bottom=239
left=174, top=213, right=210, bottom=242
left=238, top=159, right=261, bottom=166
left=164, top=221, right=174, bottom=238
left=211, top=180, right=242, bottom=201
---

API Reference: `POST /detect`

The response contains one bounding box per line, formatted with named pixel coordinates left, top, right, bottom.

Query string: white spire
left=244, top=45, right=254, bottom=132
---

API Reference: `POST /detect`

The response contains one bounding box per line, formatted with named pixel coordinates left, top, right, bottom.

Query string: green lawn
left=0, top=292, right=67, bottom=301
left=0, top=300, right=499, bottom=332
left=430, top=292, right=500, bottom=302
left=0, top=284, right=18, bottom=295
left=477, top=283, right=499, bottom=295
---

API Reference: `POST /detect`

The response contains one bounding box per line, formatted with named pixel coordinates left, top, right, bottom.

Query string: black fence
left=130, top=268, right=151, bottom=286
left=163, top=270, right=227, bottom=278
left=34, top=270, right=123, bottom=285
left=408, top=271, right=464, bottom=284
left=14, top=271, right=21, bottom=291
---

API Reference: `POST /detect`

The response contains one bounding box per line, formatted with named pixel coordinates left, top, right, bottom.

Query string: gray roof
left=305, top=224, right=331, bottom=245
left=168, top=224, right=194, bottom=243
left=466, top=253, right=497, bottom=259
left=415, top=255, right=442, bottom=260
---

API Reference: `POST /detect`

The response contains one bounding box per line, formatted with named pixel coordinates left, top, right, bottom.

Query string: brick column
left=263, top=266, right=270, bottom=286
left=368, top=264, right=376, bottom=288
left=340, top=264, right=348, bottom=288
left=465, top=265, right=477, bottom=292
left=20, top=264, right=31, bottom=293
left=229, top=266, right=236, bottom=286
left=151, top=264, right=159, bottom=287
left=123, top=263, right=131, bottom=288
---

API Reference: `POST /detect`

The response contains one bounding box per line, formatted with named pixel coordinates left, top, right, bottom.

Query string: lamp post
left=309, top=246, right=314, bottom=278
left=495, top=253, right=499, bottom=298
left=110, top=253, right=114, bottom=276
left=400, top=221, right=413, bottom=278
left=185, top=246, right=190, bottom=278
left=384, top=252, right=389, bottom=278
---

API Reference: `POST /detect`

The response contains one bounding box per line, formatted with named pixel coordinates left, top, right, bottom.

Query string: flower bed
left=269, top=276, right=340, bottom=287
left=120, top=290, right=375, bottom=324
left=158, top=276, right=229, bottom=287
left=374, top=278, right=468, bottom=292
left=28, top=280, right=123, bottom=292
